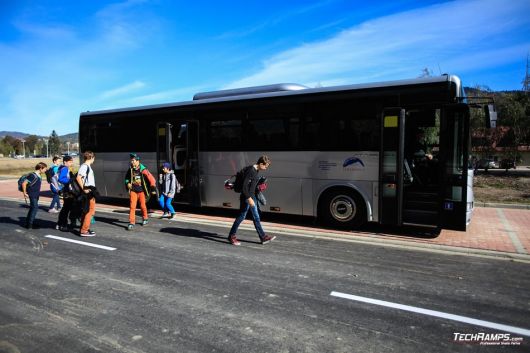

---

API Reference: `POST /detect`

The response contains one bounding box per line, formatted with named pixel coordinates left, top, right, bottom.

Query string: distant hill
left=0, top=131, right=78, bottom=141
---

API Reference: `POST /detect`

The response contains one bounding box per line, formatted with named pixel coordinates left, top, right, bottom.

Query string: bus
left=79, top=74, right=493, bottom=231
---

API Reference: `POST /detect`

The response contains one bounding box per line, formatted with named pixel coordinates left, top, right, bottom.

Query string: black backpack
left=233, top=166, right=252, bottom=193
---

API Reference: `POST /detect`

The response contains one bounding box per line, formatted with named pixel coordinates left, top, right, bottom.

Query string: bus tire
left=319, top=188, right=366, bottom=229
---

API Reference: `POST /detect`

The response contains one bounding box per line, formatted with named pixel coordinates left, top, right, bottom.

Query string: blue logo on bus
left=343, top=156, right=365, bottom=168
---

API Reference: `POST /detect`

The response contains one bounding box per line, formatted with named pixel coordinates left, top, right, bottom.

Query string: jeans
left=26, top=196, right=39, bottom=226
left=159, top=195, right=175, bottom=214
left=49, top=193, right=61, bottom=210
left=229, top=196, right=265, bottom=240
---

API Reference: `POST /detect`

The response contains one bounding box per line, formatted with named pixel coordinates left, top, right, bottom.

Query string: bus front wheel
left=319, top=189, right=366, bottom=229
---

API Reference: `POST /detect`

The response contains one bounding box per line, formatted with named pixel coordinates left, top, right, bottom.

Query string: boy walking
left=55, top=156, right=79, bottom=231
left=48, top=156, right=62, bottom=213
left=228, top=155, right=276, bottom=246
left=158, top=162, right=179, bottom=219
left=21, top=162, right=48, bottom=229
left=125, top=153, right=157, bottom=230
left=77, top=151, right=97, bottom=237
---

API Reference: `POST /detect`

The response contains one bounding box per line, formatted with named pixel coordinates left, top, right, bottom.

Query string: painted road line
left=330, top=291, right=530, bottom=337
left=496, top=209, right=527, bottom=254
left=45, top=235, right=116, bottom=251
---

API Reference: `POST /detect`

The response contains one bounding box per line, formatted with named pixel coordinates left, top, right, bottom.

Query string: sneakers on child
left=127, top=224, right=134, bottom=231
left=161, top=212, right=169, bottom=219
left=48, top=208, right=59, bottom=213
left=228, top=234, right=241, bottom=246
left=168, top=213, right=176, bottom=220
left=80, top=230, right=96, bottom=237
left=141, top=219, right=149, bottom=226
left=261, top=235, right=276, bottom=244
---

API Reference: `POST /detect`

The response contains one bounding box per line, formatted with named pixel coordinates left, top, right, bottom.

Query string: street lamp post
left=67, top=141, right=70, bottom=156
left=43, top=138, right=49, bottom=158
left=20, top=139, right=25, bottom=158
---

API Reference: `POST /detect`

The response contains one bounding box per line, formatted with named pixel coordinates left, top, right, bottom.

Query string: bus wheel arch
left=318, top=186, right=367, bottom=229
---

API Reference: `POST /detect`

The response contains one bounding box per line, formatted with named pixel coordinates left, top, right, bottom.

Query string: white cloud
left=225, top=0, right=530, bottom=89
left=100, top=81, right=146, bottom=99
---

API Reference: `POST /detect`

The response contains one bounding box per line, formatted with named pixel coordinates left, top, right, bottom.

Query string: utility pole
left=523, top=53, right=530, bottom=94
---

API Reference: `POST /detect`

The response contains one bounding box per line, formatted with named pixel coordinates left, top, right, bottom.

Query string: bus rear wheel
left=319, top=189, right=366, bottom=229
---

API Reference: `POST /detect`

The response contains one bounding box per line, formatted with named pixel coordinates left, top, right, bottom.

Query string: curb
left=476, top=202, right=530, bottom=210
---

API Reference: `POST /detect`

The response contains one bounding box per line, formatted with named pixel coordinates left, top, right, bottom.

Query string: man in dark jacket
left=228, top=155, right=275, bottom=246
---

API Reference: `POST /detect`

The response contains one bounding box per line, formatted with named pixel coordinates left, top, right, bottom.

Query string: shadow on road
left=159, top=227, right=254, bottom=245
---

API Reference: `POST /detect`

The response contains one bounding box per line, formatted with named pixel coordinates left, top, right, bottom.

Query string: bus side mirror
left=484, top=104, right=497, bottom=129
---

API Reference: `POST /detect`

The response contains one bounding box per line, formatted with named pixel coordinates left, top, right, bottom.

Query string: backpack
left=45, top=165, right=59, bottom=183
left=51, top=165, right=67, bottom=193
left=233, top=166, right=252, bottom=193
left=18, top=173, right=37, bottom=192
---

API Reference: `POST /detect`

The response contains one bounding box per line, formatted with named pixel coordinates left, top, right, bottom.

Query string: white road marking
left=330, top=291, right=530, bottom=337
left=45, top=235, right=116, bottom=251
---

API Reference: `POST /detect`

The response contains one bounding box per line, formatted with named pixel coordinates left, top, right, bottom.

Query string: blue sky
left=1, top=0, right=529, bottom=136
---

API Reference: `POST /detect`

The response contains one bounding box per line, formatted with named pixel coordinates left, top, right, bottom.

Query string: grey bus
left=79, top=74, right=488, bottom=231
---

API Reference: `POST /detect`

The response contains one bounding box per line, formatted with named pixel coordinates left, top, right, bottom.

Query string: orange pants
left=129, top=191, right=148, bottom=224
left=80, top=197, right=96, bottom=233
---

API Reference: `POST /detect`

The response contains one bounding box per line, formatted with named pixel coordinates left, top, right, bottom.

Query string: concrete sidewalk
left=1, top=178, right=529, bottom=262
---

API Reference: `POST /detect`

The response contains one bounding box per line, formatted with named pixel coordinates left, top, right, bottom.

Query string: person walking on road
left=77, top=151, right=97, bottom=237
left=55, top=156, right=79, bottom=231
left=158, top=162, right=180, bottom=219
left=228, top=155, right=276, bottom=246
left=48, top=156, right=62, bottom=213
left=125, top=153, right=157, bottom=231
left=21, top=162, right=48, bottom=229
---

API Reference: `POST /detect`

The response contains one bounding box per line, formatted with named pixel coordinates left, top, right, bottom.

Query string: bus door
left=157, top=120, right=201, bottom=206
left=379, top=108, right=405, bottom=226
left=439, top=104, right=470, bottom=231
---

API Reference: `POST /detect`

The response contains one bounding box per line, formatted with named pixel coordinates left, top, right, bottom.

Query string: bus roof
left=80, top=74, right=462, bottom=117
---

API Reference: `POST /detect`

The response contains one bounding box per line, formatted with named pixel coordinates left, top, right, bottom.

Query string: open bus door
left=439, top=104, right=470, bottom=231
left=379, top=108, right=405, bottom=226
left=156, top=120, right=201, bottom=206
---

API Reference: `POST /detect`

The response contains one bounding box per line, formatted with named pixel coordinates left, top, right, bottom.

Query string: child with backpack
left=158, top=162, right=180, bottom=219
left=227, top=155, right=276, bottom=246
left=47, top=156, right=62, bottom=213
left=55, top=156, right=80, bottom=232
left=125, top=153, right=157, bottom=230
left=77, top=151, right=97, bottom=237
left=20, top=162, right=48, bottom=229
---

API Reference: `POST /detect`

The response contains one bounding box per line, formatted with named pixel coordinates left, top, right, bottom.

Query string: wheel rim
left=329, top=195, right=356, bottom=222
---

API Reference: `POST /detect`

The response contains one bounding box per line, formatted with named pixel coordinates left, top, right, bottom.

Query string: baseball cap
left=130, top=153, right=140, bottom=160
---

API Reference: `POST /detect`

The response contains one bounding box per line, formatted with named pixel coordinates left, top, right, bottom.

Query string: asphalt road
left=1, top=199, right=529, bottom=353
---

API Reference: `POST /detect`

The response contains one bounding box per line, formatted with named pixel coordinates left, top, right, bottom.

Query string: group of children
left=22, top=153, right=276, bottom=246
left=21, top=152, right=180, bottom=237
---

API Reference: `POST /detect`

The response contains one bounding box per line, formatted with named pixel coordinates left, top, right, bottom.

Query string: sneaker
left=127, top=224, right=134, bottom=231
left=228, top=234, right=241, bottom=246
left=56, top=224, right=68, bottom=232
left=48, top=208, right=58, bottom=213
left=169, top=213, right=176, bottom=220
left=141, top=219, right=149, bottom=226
left=261, top=235, right=276, bottom=244
left=80, top=230, right=96, bottom=237
left=161, top=212, right=169, bottom=219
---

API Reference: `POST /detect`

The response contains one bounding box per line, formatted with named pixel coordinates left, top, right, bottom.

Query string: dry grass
left=473, top=171, right=530, bottom=204
left=0, top=157, right=80, bottom=177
